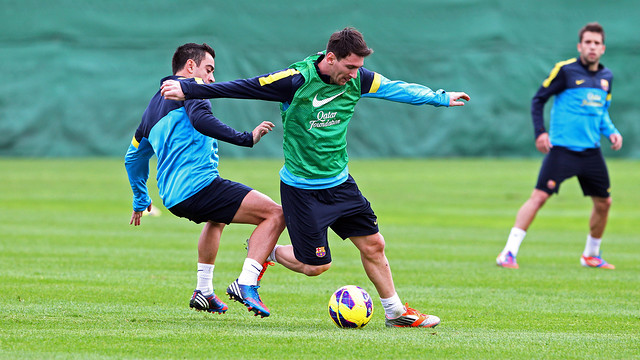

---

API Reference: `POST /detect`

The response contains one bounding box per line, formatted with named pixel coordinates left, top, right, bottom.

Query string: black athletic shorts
left=169, top=176, right=252, bottom=224
left=280, top=175, right=379, bottom=266
left=536, top=146, right=610, bottom=197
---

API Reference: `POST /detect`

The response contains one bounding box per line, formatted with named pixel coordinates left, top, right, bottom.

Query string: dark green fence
left=1, top=0, right=638, bottom=158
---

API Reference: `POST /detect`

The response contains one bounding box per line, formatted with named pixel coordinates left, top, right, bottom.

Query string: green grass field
left=1, top=158, right=638, bottom=359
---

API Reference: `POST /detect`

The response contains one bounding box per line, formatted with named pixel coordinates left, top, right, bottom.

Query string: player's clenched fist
left=161, top=80, right=186, bottom=100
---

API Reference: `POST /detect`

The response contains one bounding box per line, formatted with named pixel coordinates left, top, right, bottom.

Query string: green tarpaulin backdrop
left=1, top=0, right=638, bottom=158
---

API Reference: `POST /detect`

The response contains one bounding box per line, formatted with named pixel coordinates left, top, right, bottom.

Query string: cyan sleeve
left=124, top=138, right=155, bottom=211
left=599, top=99, right=619, bottom=138
left=361, top=73, right=449, bottom=107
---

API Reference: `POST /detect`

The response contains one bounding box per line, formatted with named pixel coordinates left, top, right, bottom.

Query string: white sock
left=196, top=263, right=214, bottom=296
left=503, top=227, right=526, bottom=256
left=237, top=258, right=262, bottom=286
left=380, top=293, right=405, bottom=319
left=583, top=234, right=602, bottom=257
left=267, top=245, right=282, bottom=263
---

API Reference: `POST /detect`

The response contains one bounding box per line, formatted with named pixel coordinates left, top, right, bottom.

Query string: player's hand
left=130, top=203, right=152, bottom=226
left=535, top=132, right=552, bottom=154
left=252, top=121, right=275, bottom=145
left=161, top=80, right=186, bottom=100
left=448, top=92, right=470, bottom=106
left=610, top=133, right=623, bottom=151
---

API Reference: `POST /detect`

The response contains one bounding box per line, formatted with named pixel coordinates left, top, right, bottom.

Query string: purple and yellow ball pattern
left=328, top=285, right=373, bottom=328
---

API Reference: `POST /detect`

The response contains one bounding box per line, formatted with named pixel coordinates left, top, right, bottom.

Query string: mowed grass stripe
left=0, top=158, right=638, bottom=359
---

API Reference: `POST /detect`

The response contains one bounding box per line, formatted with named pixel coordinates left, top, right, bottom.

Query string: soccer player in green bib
left=162, top=27, right=470, bottom=328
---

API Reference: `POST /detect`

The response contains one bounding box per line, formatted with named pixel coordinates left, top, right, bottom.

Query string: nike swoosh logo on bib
left=312, top=90, right=346, bottom=108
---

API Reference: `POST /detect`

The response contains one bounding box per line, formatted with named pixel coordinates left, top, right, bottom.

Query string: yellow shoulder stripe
left=368, top=73, right=382, bottom=93
left=542, top=58, right=577, bottom=88
left=131, top=136, right=140, bottom=149
left=259, top=69, right=300, bottom=86
left=194, top=77, right=204, bottom=84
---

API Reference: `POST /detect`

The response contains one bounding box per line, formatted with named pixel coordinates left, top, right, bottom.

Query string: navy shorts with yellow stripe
left=280, top=175, right=379, bottom=266
left=536, top=146, right=611, bottom=197
left=169, top=176, right=252, bottom=224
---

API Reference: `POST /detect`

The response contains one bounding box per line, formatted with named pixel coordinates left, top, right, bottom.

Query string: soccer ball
left=328, top=285, right=373, bottom=328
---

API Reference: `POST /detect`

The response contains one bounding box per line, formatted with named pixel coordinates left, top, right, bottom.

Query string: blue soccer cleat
left=190, top=289, right=228, bottom=314
left=496, top=251, right=519, bottom=269
left=226, top=279, right=270, bottom=318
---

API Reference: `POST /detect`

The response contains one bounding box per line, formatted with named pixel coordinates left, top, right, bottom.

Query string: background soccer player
left=125, top=43, right=284, bottom=317
left=161, top=27, right=469, bottom=328
left=496, top=22, right=623, bottom=270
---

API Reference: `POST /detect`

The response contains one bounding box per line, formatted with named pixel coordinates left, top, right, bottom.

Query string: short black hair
left=172, top=43, right=215, bottom=75
left=579, top=22, right=605, bottom=44
left=326, top=27, right=373, bottom=60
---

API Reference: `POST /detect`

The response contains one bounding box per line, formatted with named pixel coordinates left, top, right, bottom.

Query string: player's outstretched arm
left=161, top=80, right=186, bottom=100
left=448, top=92, right=470, bottom=106
left=252, top=121, right=275, bottom=145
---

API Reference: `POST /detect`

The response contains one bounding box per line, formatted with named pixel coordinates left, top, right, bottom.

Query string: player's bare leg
left=232, top=190, right=285, bottom=264
left=589, top=196, right=611, bottom=239
left=198, top=221, right=224, bottom=264
left=581, top=196, right=615, bottom=269
left=190, top=221, right=228, bottom=314
left=226, top=190, right=286, bottom=317
left=498, top=189, right=550, bottom=268
left=268, top=245, right=331, bottom=276
left=351, top=233, right=440, bottom=328
left=349, top=233, right=395, bottom=298
left=514, top=189, right=550, bottom=231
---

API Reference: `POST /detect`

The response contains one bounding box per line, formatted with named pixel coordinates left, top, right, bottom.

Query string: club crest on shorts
left=316, top=247, right=326, bottom=257
left=547, top=179, right=556, bottom=190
